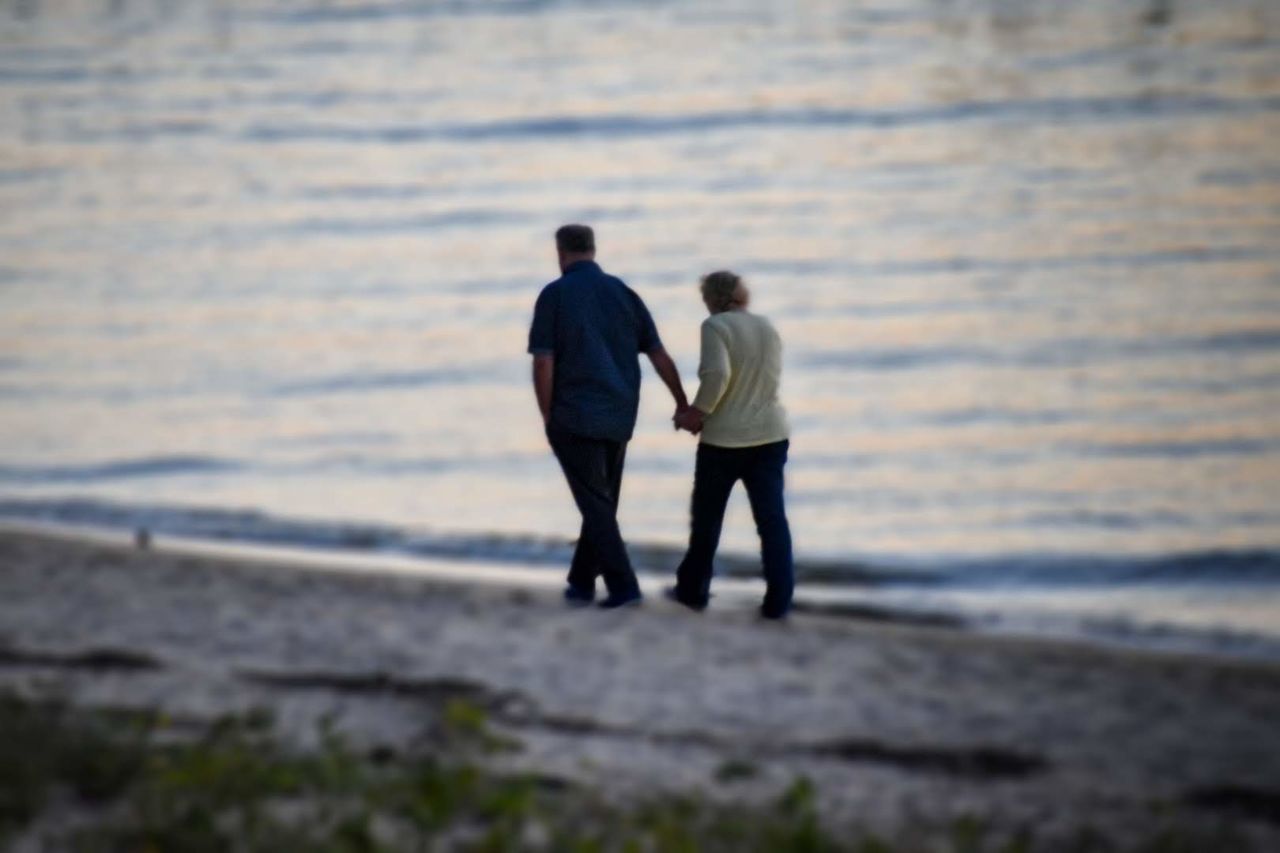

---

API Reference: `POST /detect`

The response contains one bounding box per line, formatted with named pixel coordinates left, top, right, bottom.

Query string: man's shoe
left=598, top=589, right=643, bottom=609
left=759, top=606, right=789, bottom=622
left=563, top=585, right=595, bottom=607
left=663, top=586, right=707, bottom=613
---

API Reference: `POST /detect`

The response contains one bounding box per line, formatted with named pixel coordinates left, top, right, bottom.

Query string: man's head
left=556, top=224, right=596, bottom=272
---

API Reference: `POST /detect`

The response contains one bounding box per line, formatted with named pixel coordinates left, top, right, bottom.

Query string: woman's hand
left=675, top=406, right=705, bottom=434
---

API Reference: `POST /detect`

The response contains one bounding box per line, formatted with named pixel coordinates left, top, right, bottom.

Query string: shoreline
left=3, top=514, right=1278, bottom=667
left=2, top=526, right=1279, bottom=847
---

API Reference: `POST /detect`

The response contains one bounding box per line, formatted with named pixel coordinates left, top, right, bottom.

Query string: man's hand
left=675, top=406, right=704, bottom=434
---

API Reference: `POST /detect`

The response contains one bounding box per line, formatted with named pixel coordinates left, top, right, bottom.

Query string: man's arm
left=532, top=353, right=554, bottom=425
left=528, top=281, right=558, bottom=427
left=646, top=347, right=688, bottom=415
left=631, top=290, right=687, bottom=421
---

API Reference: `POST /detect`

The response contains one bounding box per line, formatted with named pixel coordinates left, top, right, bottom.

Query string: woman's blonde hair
left=700, top=270, right=743, bottom=312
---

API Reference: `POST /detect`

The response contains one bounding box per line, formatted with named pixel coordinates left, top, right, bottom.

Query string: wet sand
left=1, top=527, right=1278, bottom=848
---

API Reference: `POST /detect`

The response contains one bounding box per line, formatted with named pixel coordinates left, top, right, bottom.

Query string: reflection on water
left=1, top=0, right=1278, bottom=569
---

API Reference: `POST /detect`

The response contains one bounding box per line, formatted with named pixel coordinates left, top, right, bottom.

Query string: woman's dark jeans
left=675, top=439, right=793, bottom=618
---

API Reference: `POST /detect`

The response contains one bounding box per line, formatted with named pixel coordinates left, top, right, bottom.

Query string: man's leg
left=547, top=426, right=640, bottom=599
left=741, top=440, right=793, bottom=619
left=565, top=522, right=598, bottom=598
left=605, top=438, right=628, bottom=506
left=564, top=441, right=625, bottom=596
left=674, top=444, right=738, bottom=607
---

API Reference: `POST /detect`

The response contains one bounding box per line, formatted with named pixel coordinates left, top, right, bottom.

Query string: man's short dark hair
left=555, top=224, right=595, bottom=254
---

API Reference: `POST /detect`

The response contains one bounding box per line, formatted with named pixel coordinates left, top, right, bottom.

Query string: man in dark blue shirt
left=529, top=224, right=689, bottom=608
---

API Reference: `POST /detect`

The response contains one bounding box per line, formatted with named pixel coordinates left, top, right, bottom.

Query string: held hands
left=673, top=404, right=704, bottom=435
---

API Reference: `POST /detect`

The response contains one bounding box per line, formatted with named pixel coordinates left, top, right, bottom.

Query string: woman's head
left=700, top=270, right=749, bottom=314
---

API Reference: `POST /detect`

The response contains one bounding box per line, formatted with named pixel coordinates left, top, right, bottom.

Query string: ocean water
left=2, top=1, right=1279, bottom=656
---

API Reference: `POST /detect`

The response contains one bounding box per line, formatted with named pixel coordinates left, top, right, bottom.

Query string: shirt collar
left=564, top=259, right=600, bottom=275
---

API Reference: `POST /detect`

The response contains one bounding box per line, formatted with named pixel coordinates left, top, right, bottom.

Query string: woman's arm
left=691, top=322, right=731, bottom=415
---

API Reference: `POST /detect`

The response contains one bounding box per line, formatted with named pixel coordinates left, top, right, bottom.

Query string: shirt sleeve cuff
left=692, top=392, right=719, bottom=413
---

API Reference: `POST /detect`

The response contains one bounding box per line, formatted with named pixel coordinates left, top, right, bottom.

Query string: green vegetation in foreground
left=0, top=690, right=1257, bottom=852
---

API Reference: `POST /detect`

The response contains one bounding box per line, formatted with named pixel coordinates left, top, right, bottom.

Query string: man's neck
left=560, top=254, right=596, bottom=272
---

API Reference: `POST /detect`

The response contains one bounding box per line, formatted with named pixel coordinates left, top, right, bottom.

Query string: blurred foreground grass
left=0, top=690, right=1250, bottom=852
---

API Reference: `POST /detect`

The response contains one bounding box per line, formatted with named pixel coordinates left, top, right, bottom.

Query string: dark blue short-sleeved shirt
left=528, top=260, right=662, bottom=442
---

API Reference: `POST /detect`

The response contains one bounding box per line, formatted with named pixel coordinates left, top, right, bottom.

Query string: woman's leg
left=674, top=444, right=738, bottom=607
left=742, top=440, right=793, bottom=618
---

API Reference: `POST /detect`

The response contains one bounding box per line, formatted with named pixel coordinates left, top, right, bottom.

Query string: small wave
left=1013, top=508, right=1193, bottom=531
left=1134, top=371, right=1280, bottom=395
left=280, top=209, right=527, bottom=236
left=1197, top=329, right=1280, bottom=353
left=928, top=550, right=1280, bottom=587
left=269, top=367, right=486, bottom=397
left=0, top=456, right=241, bottom=484
left=0, top=66, right=159, bottom=86
left=801, top=344, right=998, bottom=372
left=0, top=166, right=62, bottom=184
left=78, top=120, right=216, bottom=142
left=281, top=38, right=382, bottom=56
left=199, top=63, right=277, bottom=82
left=0, top=497, right=578, bottom=568
left=1023, top=45, right=1163, bottom=72
left=1065, top=437, right=1280, bottom=460
left=256, top=429, right=400, bottom=449
left=974, top=606, right=1280, bottom=662
left=298, top=184, right=432, bottom=202
left=0, top=66, right=90, bottom=84
left=800, top=328, right=1280, bottom=374
left=752, top=245, right=1277, bottom=281
left=239, top=94, right=1280, bottom=145
left=251, top=0, right=560, bottom=26
left=299, top=452, right=541, bottom=477
left=1199, top=166, right=1280, bottom=187
left=909, top=406, right=1074, bottom=428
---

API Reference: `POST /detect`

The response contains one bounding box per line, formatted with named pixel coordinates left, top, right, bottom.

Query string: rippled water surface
left=2, top=0, right=1279, bottom=572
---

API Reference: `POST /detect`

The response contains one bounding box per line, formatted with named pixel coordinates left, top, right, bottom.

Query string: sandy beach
left=1, top=526, right=1278, bottom=850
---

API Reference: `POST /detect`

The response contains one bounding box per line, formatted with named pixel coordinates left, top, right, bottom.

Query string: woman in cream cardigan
left=671, top=270, right=793, bottom=619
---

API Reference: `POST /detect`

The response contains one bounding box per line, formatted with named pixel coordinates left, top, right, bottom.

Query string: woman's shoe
left=663, top=585, right=707, bottom=613
left=759, top=606, right=789, bottom=622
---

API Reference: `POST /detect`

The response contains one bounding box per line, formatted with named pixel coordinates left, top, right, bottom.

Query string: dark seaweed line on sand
left=0, top=646, right=162, bottom=671
left=237, top=666, right=1045, bottom=780
left=1183, top=786, right=1280, bottom=827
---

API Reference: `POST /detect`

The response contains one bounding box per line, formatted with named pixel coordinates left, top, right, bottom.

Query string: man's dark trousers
left=675, top=439, right=793, bottom=618
left=546, top=423, right=640, bottom=599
